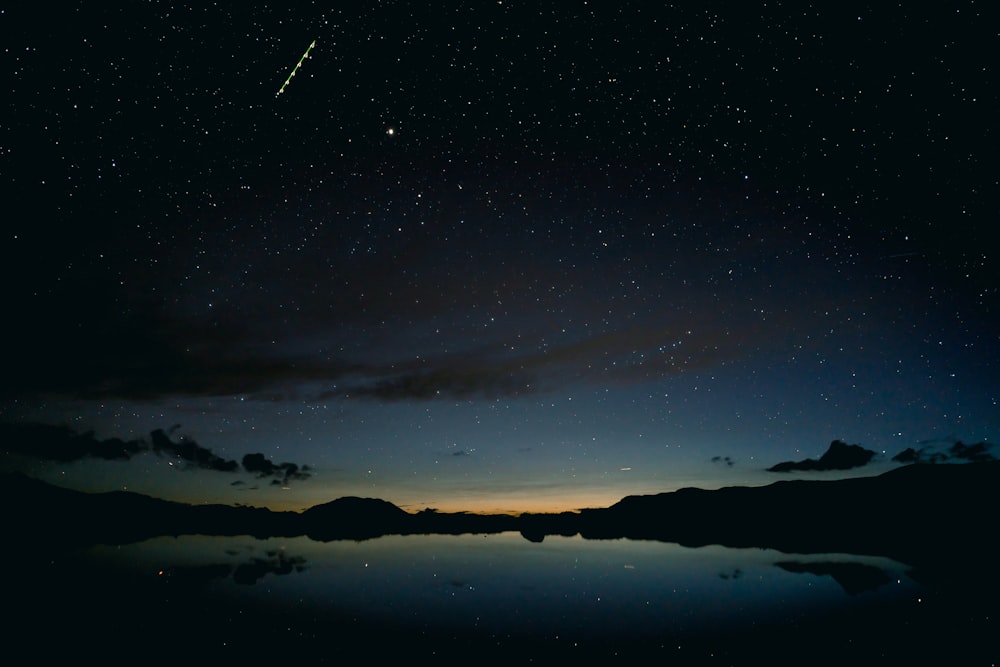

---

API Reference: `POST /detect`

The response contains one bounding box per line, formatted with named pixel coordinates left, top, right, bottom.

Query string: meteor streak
left=277, top=39, right=317, bottom=96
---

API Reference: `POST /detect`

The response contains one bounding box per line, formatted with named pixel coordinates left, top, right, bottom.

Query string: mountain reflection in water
left=92, top=533, right=918, bottom=636
left=15, top=532, right=948, bottom=664
left=6, top=462, right=998, bottom=663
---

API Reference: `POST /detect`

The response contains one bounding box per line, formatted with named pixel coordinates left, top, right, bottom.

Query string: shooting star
left=277, top=39, right=317, bottom=96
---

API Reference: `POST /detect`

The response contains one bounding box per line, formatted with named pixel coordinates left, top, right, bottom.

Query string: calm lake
left=19, top=531, right=982, bottom=664
left=93, top=532, right=918, bottom=637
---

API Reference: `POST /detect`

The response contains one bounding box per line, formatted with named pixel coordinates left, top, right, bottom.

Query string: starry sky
left=2, top=2, right=996, bottom=514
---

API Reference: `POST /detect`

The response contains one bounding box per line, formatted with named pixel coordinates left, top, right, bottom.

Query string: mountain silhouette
left=5, top=461, right=998, bottom=581
left=302, top=496, right=413, bottom=540
left=582, top=462, right=997, bottom=562
left=2, top=471, right=301, bottom=546
left=4, top=463, right=998, bottom=664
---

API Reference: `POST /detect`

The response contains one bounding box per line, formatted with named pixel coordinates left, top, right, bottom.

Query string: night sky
left=2, top=2, right=996, bottom=514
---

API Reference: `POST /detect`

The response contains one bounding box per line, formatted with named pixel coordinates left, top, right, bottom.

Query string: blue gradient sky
left=2, top=2, right=996, bottom=513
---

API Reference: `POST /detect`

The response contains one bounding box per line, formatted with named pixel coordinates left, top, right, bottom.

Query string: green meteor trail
left=277, top=39, right=316, bottom=96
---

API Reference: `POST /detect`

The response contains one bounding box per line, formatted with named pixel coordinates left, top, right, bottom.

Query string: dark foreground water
left=12, top=532, right=996, bottom=665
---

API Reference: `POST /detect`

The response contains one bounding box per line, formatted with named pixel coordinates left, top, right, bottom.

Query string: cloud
left=711, top=455, right=734, bottom=467
left=6, top=296, right=804, bottom=403
left=767, top=440, right=876, bottom=473
left=949, top=441, right=995, bottom=462
left=149, top=426, right=239, bottom=472
left=1, top=421, right=311, bottom=486
left=0, top=422, right=144, bottom=462
left=330, top=364, right=535, bottom=401
left=315, top=315, right=789, bottom=403
left=242, top=452, right=312, bottom=484
left=892, top=440, right=995, bottom=465
left=0, top=305, right=367, bottom=402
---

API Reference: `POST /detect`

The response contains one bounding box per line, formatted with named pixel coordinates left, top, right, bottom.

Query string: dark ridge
left=301, top=496, right=412, bottom=540
left=2, top=471, right=301, bottom=546
left=4, top=462, right=998, bottom=583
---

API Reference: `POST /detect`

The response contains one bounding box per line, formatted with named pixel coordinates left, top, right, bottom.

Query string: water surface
left=66, top=532, right=932, bottom=660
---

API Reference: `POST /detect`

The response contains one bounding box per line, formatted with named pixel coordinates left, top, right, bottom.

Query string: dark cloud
left=6, top=294, right=808, bottom=405
left=333, top=365, right=534, bottom=402
left=711, top=455, right=734, bottom=467
left=891, top=447, right=925, bottom=464
left=767, top=440, right=876, bottom=473
left=150, top=426, right=239, bottom=472
left=892, top=440, right=995, bottom=465
left=315, top=312, right=802, bottom=403
left=242, top=452, right=311, bottom=484
left=0, top=303, right=368, bottom=402
left=0, top=422, right=144, bottom=462
left=949, top=441, right=995, bottom=462
left=1, top=422, right=311, bottom=486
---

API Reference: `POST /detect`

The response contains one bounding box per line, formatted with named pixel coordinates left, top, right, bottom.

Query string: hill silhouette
left=4, top=463, right=998, bottom=664
left=5, top=462, right=998, bottom=580
left=2, top=472, right=301, bottom=546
